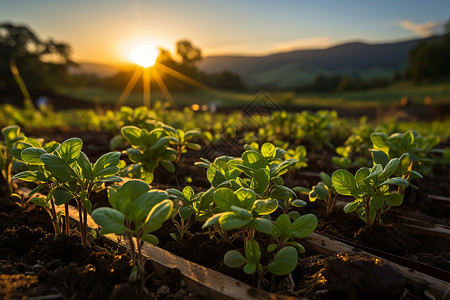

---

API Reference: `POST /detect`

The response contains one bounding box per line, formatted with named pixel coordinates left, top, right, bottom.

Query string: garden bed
left=1, top=119, right=450, bottom=299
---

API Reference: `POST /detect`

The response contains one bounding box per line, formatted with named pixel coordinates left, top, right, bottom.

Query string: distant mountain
left=197, top=38, right=427, bottom=88
left=68, top=62, right=123, bottom=78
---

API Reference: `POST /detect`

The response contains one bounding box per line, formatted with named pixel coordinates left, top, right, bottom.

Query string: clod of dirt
left=323, top=252, right=405, bottom=300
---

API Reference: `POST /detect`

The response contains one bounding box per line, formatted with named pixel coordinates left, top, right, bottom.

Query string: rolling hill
left=197, top=38, right=426, bottom=88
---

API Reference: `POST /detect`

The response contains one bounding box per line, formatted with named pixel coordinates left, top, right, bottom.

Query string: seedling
left=12, top=138, right=122, bottom=246
left=164, top=127, right=201, bottom=163
left=331, top=157, right=409, bottom=227
left=120, top=125, right=177, bottom=184
left=294, top=172, right=337, bottom=215
left=92, top=180, right=173, bottom=290
left=166, top=186, right=215, bottom=240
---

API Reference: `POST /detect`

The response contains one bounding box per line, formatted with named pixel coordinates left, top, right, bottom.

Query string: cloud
left=271, top=36, right=333, bottom=53
left=400, top=20, right=438, bottom=37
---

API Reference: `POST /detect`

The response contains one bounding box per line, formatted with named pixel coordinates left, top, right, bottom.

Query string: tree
left=176, top=40, right=201, bottom=65
left=0, top=22, right=74, bottom=104
left=406, top=18, right=450, bottom=80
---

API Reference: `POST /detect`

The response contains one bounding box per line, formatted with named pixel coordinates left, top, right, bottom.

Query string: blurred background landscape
left=1, top=0, right=449, bottom=115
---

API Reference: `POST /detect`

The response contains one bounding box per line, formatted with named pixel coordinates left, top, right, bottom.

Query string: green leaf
left=291, top=199, right=307, bottom=207
left=57, top=138, right=83, bottom=164
left=261, top=143, right=276, bottom=159
left=40, top=154, right=78, bottom=183
left=53, top=188, right=74, bottom=205
left=121, top=126, right=142, bottom=146
left=186, top=142, right=201, bottom=150
left=268, top=246, right=298, bottom=276
left=207, top=165, right=227, bottom=187
left=110, top=180, right=150, bottom=213
left=91, top=207, right=126, bottom=235
left=270, top=185, right=296, bottom=200
left=202, top=213, right=223, bottom=229
left=142, top=234, right=159, bottom=245
left=219, top=212, right=251, bottom=230
left=320, top=172, right=332, bottom=188
left=370, top=195, right=385, bottom=210
left=30, top=197, right=48, bottom=208
left=242, top=150, right=268, bottom=170
left=11, top=171, right=41, bottom=182
left=380, top=158, right=400, bottom=180
left=273, top=159, right=297, bottom=176
left=386, top=192, right=403, bottom=206
left=275, top=214, right=291, bottom=237
left=313, top=184, right=329, bottom=199
left=144, top=199, right=173, bottom=233
left=252, top=199, right=278, bottom=215
left=400, top=131, right=414, bottom=150
left=130, top=190, right=169, bottom=222
left=213, top=188, right=236, bottom=211
left=93, top=152, right=121, bottom=178
left=234, top=188, right=256, bottom=209
left=355, top=167, right=370, bottom=190
left=184, top=130, right=201, bottom=140
left=243, top=263, right=257, bottom=274
left=287, top=241, right=305, bottom=254
left=267, top=244, right=278, bottom=253
left=370, top=149, right=389, bottom=167
left=344, top=200, right=361, bottom=213
left=251, top=217, right=273, bottom=233
left=161, top=160, right=175, bottom=173
left=245, top=240, right=261, bottom=264
left=332, top=169, right=358, bottom=196
left=288, top=211, right=301, bottom=220
left=250, top=168, right=270, bottom=195
left=179, top=205, right=194, bottom=219
left=224, top=250, right=247, bottom=268
left=290, top=214, right=318, bottom=238
left=371, top=133, right=389, bottom=154
left=293, top=186, right=311, bottom=194
left=378, top=177, right=409, bottom=187
left=77, top=152, right=93, bottom=180
left=230, top=206, right=252, bottom=219
left=21, top=148, right=46, bottom=165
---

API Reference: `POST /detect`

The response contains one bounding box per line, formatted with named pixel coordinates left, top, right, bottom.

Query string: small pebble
left=180, top=279, right=186, bottom=288
left=32, top=264, right=42, bottom=270
left=156, top=285, right=171, bottom=295
left=25, top=271, right=35, bottom=275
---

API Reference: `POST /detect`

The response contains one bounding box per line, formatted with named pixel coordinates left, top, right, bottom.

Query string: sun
left=128, top=44, right=158, bottom=68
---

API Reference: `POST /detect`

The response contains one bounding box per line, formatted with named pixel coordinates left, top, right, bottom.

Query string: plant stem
left=65, top=202, right=70, bottom=234
left=77, top=202, right=85, bottom=247
left=49, top=198, right=60, bottom=234
left=365, top=197, right=371, bottom=228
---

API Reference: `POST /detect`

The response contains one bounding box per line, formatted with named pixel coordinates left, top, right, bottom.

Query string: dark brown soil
left=2, top=129, right=448, bottom=299
left=0, top=195, right=197, bottom=300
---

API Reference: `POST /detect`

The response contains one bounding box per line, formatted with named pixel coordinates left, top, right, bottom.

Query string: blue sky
left=1, top=0, right=448, bottom=64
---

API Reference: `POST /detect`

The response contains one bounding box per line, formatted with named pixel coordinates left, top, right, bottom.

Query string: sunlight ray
left=143, top=67, right=151, bottom=108
left=155, top=62, right=214, bottom=91
left=114, top=67, right=143, bottom=110
left=151, top=68, right=178, bottom=109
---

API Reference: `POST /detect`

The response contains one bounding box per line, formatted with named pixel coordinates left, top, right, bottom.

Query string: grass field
left=56, top=80, right=450, bottom=109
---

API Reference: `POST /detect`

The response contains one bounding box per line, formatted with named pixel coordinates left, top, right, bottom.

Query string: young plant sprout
left=294, top=172, right=337, bottom=215
left=92, top=180, right=173, bottom=291
left=12, top=137, right=122, bottom=246
left=332, top=157, right=409, bottom=227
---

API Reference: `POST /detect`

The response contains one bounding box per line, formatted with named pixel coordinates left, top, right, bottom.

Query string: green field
left=57, top=81, right=450, bottom=109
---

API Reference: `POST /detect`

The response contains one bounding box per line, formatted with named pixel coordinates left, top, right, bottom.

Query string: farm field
left=55, top=81, right=450, bottom=109
left=1, top=103, right=450, bottom=299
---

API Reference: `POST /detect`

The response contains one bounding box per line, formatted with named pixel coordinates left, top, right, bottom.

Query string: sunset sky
left=1, top=0, right=449, bottom=65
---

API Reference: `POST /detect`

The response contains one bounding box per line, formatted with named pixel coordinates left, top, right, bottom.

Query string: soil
left=0, top=194, right=198, bottom=300
left=1, top=126, right=449, bottom=299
